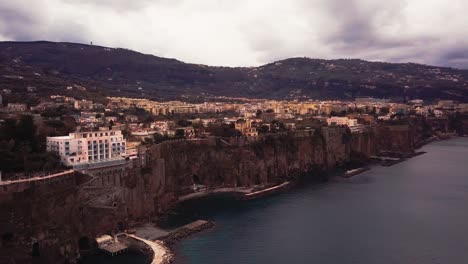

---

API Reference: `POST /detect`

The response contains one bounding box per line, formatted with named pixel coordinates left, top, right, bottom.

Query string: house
left=235, top=119, right=258, bottom=137
left=27, top=86, right=37, bottom=92
left=180, top=127, right=196, bottom=138
left=7, top=103, right=28, bottom=112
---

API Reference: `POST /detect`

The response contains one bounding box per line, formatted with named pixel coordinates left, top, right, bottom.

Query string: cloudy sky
left=0, top=0, right=467, bottom=68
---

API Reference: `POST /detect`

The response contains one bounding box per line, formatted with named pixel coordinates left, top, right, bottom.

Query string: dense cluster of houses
left=2, top=90, right=468, bottom=172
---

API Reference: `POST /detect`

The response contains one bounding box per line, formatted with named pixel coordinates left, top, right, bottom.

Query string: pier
left=96, top=235, right=128, bottom=256
left=243, top=182, right=291, bottom=200
left=178, top=187, right=253, bottom=202
left=343, top=167, right=369, bottom=178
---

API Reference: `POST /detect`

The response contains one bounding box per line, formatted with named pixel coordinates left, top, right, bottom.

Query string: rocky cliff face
left=0, top=172, right=92, bottom=263
left=0, top=124, right=420, bottom=263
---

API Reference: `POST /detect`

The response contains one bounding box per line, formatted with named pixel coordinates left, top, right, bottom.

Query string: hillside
left=1, top=41, right=467, bottom=102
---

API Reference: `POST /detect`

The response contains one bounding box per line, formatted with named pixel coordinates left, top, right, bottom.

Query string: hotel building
left=47, top=128, right=126, bottom=169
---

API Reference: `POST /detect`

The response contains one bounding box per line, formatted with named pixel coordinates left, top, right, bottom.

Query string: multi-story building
left=7, top=103, right=28, bottom=112
left=327, top=117, right=358, bottom=126
left=47, top=128, right=126, bottom=169
left=327, top=116, right=365, bottom=133
left=235, top=119, right=259, bottom=137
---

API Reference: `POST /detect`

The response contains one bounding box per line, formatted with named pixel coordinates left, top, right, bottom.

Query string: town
left=1, top=91, right=467, bottom=181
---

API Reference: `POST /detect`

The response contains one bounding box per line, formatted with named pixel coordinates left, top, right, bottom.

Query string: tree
left=177, top=119, right=191, bottom=127
left=153, top=133, right=171, bottom=144
left=380, top=107, right=390, bottom=115
left=258, top=125, right=270, bottom=134
left=175, top=129, right=185, bottom=138
left=16, top=115, right=38, bottom=152
left=206, top=123, right=241, bottom=137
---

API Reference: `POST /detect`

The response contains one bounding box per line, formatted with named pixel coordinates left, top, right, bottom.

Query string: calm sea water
left=78, top=250, right=150, bottom=264
left=173, top=138, right=468, bottom=264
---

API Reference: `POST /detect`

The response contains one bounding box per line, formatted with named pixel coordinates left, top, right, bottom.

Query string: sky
left=0, top=0, right=467, bottom=68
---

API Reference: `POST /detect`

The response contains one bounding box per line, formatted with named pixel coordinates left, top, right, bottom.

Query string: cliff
left=0, top=124, right=421, bottom=263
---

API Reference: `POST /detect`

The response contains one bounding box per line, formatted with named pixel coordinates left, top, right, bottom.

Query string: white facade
left=327, top=116, right=364, bottom=132
left=327, top=117, right=358, bottom=127
left=47, top=129, right=126, bottom=167
left=7, top=103, right=28, bottom=112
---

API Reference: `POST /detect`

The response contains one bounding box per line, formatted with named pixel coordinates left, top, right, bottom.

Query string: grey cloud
left=0, top=0, right=467, bottom=69
left=0, top=1, right=46, bottom=40
left=442, top=48, right=468, bottom=61
left=45, top=20, right=91, bottom=44
left=434, top=46, right=468, bottom=69
left=62, top=0, right=184, bottom=13
left=321, top=0, right=411, bottom=50
left=0, top=1, right=91, bottom=43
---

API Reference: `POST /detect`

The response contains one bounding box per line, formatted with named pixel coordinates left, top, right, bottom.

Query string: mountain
left=1, top=41, right=468, bottom=102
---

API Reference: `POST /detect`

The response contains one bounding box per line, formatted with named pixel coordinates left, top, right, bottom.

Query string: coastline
left=163, top=136, right=457, bottom=263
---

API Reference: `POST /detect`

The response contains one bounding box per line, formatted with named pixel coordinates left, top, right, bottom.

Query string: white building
left=327, top=116, right=358, bottom=127
left=47, top=128, right=126, bottom=169
left=7, top=103, right=28, bottom=112
left=327, top=116, right=365, bottom=133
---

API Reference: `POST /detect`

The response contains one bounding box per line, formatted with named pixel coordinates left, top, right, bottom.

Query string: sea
left=81, top=138, right=468, bottom=264
left=173, top=138, right=468, bottom=264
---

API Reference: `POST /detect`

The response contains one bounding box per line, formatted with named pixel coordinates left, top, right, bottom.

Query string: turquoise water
left=174, top=138, right=468, bottom=264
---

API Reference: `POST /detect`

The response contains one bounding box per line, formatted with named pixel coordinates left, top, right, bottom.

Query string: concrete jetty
left=343, top=167, right=369, bottom=178
left=243, top=182, right=291, bottom=200
left=178, top=187, right=253, bottom=202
